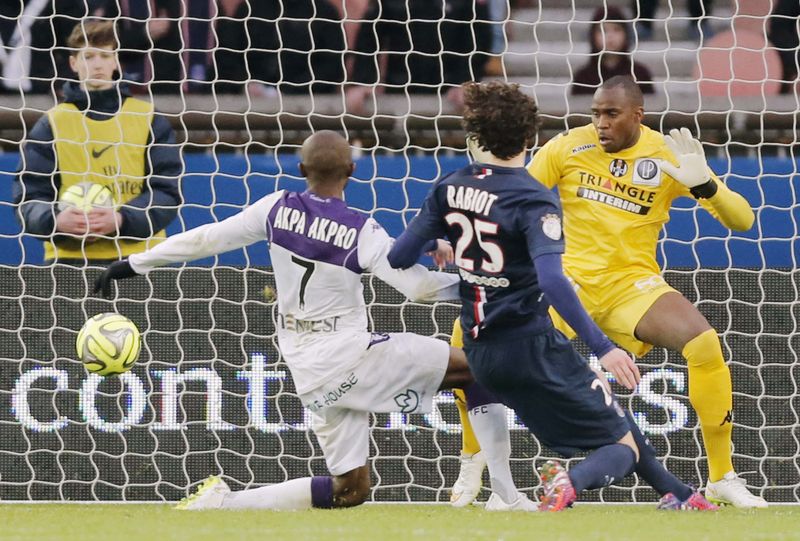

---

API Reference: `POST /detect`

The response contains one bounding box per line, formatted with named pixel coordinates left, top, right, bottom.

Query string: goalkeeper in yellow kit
left=450, top=76, right=767, bottom=508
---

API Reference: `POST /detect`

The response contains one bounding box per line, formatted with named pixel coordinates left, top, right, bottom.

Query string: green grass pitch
left=3, top=504, right=799, bottom=541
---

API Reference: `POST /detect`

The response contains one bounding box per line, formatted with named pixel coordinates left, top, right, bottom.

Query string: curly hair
left=461, top=81, right=540, bottom=160
left=67, top=19, right=117, bottom=53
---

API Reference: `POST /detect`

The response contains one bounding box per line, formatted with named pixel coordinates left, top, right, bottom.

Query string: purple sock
left=463, top=381, right=499, bottom=410
left=310, top=476, right=334, bottom=508
left=568, top=443, right=636, bottom=493
left=625, top=412, right=693, bottom=501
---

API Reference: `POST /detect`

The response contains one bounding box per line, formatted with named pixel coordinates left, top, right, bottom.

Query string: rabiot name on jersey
left=446, top=185, right=499, bottom=217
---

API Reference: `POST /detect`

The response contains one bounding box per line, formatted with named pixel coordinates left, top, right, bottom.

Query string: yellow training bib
left=47, top=97, right=164, bottom=261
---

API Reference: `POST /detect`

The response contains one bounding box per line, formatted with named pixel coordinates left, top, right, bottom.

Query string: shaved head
left=598, top=75, right=644, bottom=107
left=300, top=130, right=354, bottom=186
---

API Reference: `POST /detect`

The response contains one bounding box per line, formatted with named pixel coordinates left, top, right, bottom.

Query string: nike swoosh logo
left=91, top=145, right=113, bottom=159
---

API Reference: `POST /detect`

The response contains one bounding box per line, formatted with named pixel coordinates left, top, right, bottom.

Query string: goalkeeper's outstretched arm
left=661, top=127, right=754, bottom=232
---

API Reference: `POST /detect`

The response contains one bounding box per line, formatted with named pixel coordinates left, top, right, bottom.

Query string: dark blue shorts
left=464, top=327, right=630, bottom=457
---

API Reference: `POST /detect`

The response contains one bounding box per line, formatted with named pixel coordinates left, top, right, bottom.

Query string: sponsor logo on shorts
left=634, top=275, right=667, bottom=292
left=306, top=372, right=359, bottom=412
left=394, top=389, right=420, bottom=413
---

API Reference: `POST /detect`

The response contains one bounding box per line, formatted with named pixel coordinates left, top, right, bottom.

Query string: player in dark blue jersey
left=389, top=81, right=717, bottom=511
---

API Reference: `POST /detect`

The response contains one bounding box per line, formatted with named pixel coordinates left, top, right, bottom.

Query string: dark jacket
left=769, top=0, right=800, bottom=94
left=350, top=0, right=492, bottom=92
left=571, top=6, right=654, bottom=95
left=13, top=82, right=182, bottom=239
left=102, top=0, right=186, bottom=94
left=213, top=0, right=346, bottom=95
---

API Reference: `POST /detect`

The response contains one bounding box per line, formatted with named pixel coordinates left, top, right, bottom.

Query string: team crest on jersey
left=608, top=159, right=628, bottom=177
left=632, top=158, right=662, bottom=187
left=541, top=213, right=562, bottom=241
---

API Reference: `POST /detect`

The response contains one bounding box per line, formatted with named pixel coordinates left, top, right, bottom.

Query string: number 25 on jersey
left=445, top=212, right=504, bottom=273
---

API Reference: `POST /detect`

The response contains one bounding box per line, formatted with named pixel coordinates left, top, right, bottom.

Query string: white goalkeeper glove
left=660, top=127, right=717, bottom=197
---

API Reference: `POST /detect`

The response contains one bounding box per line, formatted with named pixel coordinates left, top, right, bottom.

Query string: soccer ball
left=58, top=181, right=114, bottom=212
left=76, top=313, right=141, bottom=376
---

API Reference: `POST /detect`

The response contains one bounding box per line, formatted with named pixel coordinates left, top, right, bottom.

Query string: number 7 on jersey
left=291, top=255, right=315, bottom=309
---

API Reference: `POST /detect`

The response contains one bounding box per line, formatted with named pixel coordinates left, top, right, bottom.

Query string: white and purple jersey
left=129, top=189, right=459, bottom=393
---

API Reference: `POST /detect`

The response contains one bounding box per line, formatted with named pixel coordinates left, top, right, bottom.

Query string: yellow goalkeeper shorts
left=548, top=272, right=678, bottom=357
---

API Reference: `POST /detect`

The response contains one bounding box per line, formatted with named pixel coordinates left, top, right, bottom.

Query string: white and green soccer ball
left=76, top=313, right=141, bottom=376
left=58, top=181, right=114, bottom=212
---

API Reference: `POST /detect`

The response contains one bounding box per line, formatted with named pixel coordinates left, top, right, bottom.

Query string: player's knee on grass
left=440, top=347, right=473, bottom=390
left=332, top=465, right=371, bottom=508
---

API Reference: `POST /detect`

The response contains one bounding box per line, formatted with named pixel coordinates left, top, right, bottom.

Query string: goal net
left=0, top=0, right=797, bottom=503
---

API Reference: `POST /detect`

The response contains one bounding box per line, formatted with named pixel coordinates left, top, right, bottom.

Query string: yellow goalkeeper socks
left=455, top=388, right=482, bottom=455
left=682, top=329, right=734, bottom=482
left=450, top=320, right=482, bottom=456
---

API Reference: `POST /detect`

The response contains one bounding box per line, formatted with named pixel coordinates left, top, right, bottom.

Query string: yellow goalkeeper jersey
left=526, top=124, right=751, bottom=290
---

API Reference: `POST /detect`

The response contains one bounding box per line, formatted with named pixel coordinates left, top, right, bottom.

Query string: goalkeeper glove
left=660, top=127, right=718, bottom=199
left=94, top=259, right=138, bottom=298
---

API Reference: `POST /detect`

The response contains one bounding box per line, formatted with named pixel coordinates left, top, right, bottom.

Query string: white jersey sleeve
left=129, top=190, right=285, bottom=274
left=357, top=218, right=459, bottom=302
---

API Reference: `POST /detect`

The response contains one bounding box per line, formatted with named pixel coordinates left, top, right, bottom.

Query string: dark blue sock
left=568, top=444, right=636, bottom=492
left=310, top=476, right=334, bottom=508
left=625, top=412, right=693, bottom=501
left=463, top=381, right=499, bottom=410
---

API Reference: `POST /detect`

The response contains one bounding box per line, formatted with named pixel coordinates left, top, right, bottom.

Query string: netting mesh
left=0, top=0, right=798, bottom=502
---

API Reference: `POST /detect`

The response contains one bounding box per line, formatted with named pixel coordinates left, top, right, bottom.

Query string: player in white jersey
left=96, top=131, right=474, bottom=510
